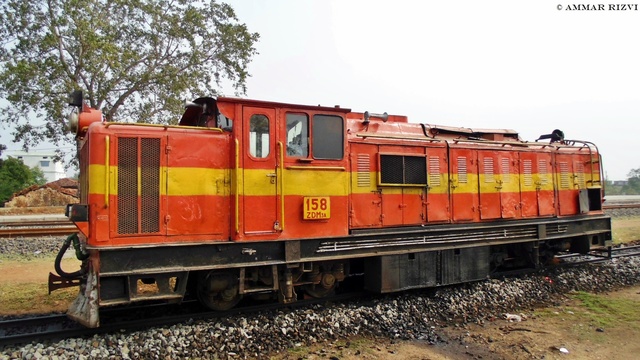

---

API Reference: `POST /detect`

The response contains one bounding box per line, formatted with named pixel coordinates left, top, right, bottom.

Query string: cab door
left=242, top=106, right=278, bottom=234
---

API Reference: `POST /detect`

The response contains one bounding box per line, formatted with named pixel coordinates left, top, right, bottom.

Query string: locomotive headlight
left=68, top=107, right=79, bottom=134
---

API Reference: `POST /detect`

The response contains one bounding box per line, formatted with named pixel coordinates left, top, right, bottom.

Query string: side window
left=249, top=114, right=270, bottom=158
left=312, top=115, right=343, bottom=159
left=286, top=113, right=308, bottom=157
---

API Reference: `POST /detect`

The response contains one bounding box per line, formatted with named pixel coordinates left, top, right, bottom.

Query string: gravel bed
left=604, top=207, right=640, bottom=218
left=0, top=236, right=69, bottom=259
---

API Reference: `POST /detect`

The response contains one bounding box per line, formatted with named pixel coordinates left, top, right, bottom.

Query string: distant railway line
left=0, top=219, right=75, bottom=238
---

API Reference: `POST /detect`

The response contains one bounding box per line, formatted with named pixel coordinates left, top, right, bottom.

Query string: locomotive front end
left=50, top=92, right=233, bottom=327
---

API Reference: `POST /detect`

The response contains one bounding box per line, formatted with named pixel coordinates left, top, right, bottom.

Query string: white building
left=3, top=150, right=66, bottom=183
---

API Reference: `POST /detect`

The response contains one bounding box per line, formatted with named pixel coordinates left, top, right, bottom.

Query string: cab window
left=312, top=115, right=343, bottom=160
left=249, top=114, right=270, bottom=158
left=286, top=113, right=308, bottom=157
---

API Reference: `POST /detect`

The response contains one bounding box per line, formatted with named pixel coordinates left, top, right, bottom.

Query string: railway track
left=0, top=291, right=364, bottom=348
left=0, top=219, right=75, bottom=238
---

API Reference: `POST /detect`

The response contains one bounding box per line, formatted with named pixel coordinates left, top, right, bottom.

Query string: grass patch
left=535, top=290, right=640, bottom=344
left=0, top=283, right=76, bottom=315
left=611, top=216, right=640, bottom=244
left=571, top=291, right=640, bottom=329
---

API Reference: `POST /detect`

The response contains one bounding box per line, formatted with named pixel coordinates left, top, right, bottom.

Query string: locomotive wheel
left=197, top=271, right=242, bottom=311
left=304, top=273, right=336, bottom=298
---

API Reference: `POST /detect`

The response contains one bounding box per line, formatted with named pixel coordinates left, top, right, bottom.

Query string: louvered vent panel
left=428, top=157, right=441, bottom=186
left=484, top=157, right=494, bottom=183
left=501, top=158, right=510, bottom=183
left=523, top=160, right=533, bottom=186
left=357, top=154, right=371, bottom=187
left=575, top=161, right=585, bottom=189
left=404, top=156, right=426, bottom=184
left=457, top=157, right=468, bottom=184
left=539, top=159, right=549, bottom=185
left=559, top=162, right=570, bottom=189
left=118, top=138, right=139, bottom=234
left=141, top=138, right=160, bottom=233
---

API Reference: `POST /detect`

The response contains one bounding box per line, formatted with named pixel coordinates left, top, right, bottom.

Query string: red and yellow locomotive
left=52, top=93, right=612, bottom=327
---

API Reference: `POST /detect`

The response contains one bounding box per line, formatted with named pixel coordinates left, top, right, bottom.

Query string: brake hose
left=54, top=233, right=87, bottom=279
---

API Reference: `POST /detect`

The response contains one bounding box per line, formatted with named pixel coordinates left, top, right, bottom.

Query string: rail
left=0, top=219, right=75, bottom=238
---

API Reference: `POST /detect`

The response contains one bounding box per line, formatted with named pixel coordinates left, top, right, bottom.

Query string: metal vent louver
left=523, top=160, right=532, bottom=187
left=428, top=156, right=441, bottom=186
left=357, top=154, right=371, bottom=187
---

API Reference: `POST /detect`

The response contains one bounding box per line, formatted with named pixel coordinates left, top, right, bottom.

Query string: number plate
left=303, top=197, right=331, bottom=220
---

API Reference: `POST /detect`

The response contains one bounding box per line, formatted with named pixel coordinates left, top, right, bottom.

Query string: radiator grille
left=380, top=155, right=426, bottom=185
left=380, top=155, right=404, bottom=184
left=117, top=137, right=160, bottom=234
left=141, top=138, right=160, bottom=233
left=405, top=156, right=426, bottom=184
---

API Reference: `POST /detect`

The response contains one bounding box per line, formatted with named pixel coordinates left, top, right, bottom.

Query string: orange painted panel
left=500, top=153, right=520, bottom=219
left=480, top=193, right=501, bottom=219
left=538, top=190, right=555, bottom=216
left=555, top=154, right=578, bottom=215
left=426, top=147, right=450, bottom=222
left=450, top=148, right=478, bottom=221
left=283, top=195, right=349, bottom=238
left=520, top=190, right=538, bottom=217
left=478, top=151, right=501, bottom=220
left=350, top=193, right=382, bottom=228
left=402, top=189, right=425, bottom=225
left=425, top=193, right=449, bottom=222
left=166, top=195, right=230, bottom=236
left=349, top=143, right=382, bottom=229
left=382, top=192, right=403, bottom=226
left=519, top=152, right=539, bottom=217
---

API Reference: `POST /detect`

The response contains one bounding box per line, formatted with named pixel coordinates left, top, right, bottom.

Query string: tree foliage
left=0, top=0, right=259, bottom=152
left=621, top=168, right=640, bottom=195
left=0, top=157, right=48, bottom=204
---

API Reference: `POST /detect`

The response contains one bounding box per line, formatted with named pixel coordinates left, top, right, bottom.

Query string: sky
left=224, top=0, right=640, bottom=180
left=1, top=0, right=639, bottom=180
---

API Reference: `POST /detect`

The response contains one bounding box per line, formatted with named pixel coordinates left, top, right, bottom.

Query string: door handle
left=266, top=173, right=277, bottom=177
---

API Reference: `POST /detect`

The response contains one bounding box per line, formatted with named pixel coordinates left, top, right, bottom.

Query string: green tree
left=0, top=157, right=48, bottom=204
left=622, top=168, right=640, bottom=195
left=0, top=0, right=259, bottom=151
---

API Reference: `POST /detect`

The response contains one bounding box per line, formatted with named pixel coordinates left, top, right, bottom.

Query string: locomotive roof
left=217, top=96, right=352, bottom=113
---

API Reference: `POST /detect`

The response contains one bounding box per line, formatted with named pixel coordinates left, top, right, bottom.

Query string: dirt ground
left=277, top=286, right=640, bottom=360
